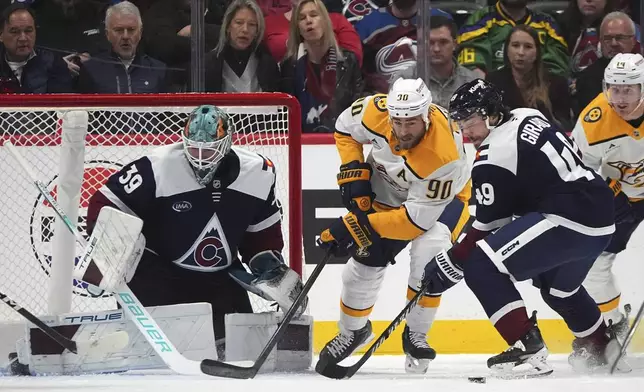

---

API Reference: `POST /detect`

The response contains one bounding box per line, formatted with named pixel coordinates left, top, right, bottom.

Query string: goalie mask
left=182, top=105, right=234, bottom=185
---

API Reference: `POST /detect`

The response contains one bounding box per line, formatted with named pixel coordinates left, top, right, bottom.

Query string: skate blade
left=404, top=355, right=431, bottom=374
left=490, top=349, right=553, bottom=379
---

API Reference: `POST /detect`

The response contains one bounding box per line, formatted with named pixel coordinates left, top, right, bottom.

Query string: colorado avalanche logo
left=375, top=37, right=417, bottom=83
left=175, top=216, right=232, bottom=271
left=194, top=234, right=227, bottom=268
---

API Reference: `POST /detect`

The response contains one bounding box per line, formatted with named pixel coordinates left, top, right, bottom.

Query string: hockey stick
left=315, top=265, right=435, bottom=380
left=0, top=290, right=128, bottom=355
left=200, top=249, right=331, bottom=379
left=610, top=301, right=644, bottom=374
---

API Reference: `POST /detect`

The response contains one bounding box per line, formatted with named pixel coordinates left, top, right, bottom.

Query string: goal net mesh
left=0, top=95, right=300, bottom=322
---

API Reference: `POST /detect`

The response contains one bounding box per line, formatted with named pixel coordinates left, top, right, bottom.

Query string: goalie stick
left=5, top=141, right=322, bottom=378
left=0, top=290, right=128, bottom=355
left=610, top=301, right=644, bottom=374
left=315, top=263, right=435, bottom=380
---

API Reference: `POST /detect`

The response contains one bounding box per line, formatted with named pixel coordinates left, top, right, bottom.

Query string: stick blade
left=314, top=357, right=355, bottom=379
left=75, top=331, right=129, bottom=355
left=200, top=359, right=258, bottom=379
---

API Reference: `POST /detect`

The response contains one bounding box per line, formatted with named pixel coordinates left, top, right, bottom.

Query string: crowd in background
left=0, top=0, right=641, bottom=133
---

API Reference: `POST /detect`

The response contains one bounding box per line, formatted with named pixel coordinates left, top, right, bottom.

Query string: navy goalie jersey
left=87, top=143, right=283, bottom=272
left=471, top=108, right=615, bottom=237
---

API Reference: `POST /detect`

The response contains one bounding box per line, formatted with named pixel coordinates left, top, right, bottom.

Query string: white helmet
left=386, top=77, right=432, bottom=125
left=604, top=53, right=644, bottom=85
left=603, top=53, right=644, bottom=116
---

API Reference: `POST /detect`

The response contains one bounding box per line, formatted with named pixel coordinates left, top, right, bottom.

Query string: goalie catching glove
left=228, top=250, right=308, bottom=318
left=337, top=161, right=375, bottom=213
left=317, top=210, right=387, bottom=265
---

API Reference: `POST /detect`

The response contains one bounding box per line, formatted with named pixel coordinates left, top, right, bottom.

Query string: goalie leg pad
left=17, top=303, right=216, bottom=375
left=225, top=312, right=313, bottom=373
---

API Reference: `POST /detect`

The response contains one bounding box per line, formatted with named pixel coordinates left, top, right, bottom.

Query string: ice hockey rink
left=1, top=354, right=643, bottom=392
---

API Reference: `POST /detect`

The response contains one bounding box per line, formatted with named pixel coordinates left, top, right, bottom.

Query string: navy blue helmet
left=448, top=79, right=506, bottom=121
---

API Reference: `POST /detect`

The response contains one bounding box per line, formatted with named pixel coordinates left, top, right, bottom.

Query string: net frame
left=0, top=92, right=302, bottom=321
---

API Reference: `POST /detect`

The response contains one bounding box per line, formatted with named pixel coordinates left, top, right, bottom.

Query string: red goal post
left=0, top=92, right=302, bottom=321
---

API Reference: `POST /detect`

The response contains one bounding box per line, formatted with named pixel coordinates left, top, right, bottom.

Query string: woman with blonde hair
left=204, top=0, right=280, bottom=92
left=280, top=0, right=363, bottom=132
left=487, top=25, right=572, bottom=130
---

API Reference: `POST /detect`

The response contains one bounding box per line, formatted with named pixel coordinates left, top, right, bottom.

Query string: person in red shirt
left=263, top=0, right=363, bottom=65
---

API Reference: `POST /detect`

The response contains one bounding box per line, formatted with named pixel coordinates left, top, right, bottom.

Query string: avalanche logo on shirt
left=173, top=213, right=233, bottom=272
left=193, top=229, right=228, bottom=268
left=375, top=37, right=417, bottom=84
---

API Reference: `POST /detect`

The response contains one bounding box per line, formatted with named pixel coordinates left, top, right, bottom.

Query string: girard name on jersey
left=519, top=116, right=550, bottom=145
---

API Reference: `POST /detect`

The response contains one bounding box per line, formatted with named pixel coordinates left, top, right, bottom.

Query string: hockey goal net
left=0, top=93, right=302, bottom=323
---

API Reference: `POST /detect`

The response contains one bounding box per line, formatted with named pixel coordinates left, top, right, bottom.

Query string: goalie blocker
left=11, top=303, right=312, bottom=375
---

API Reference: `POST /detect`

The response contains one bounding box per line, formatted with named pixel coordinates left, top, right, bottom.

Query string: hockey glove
left=607, top=178, right=635, bottom=224
left=422, top=249, right=464, bottom=295
left=337, top=161, right=375, bottom=213
left=317, top=210, right=384, bottom=261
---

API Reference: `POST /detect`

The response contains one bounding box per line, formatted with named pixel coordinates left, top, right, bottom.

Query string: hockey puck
left=467, top=377, right=486, bottom=383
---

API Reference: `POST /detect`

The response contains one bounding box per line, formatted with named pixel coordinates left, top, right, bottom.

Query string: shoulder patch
left=372, top=95, right=388, bottom=112
left=584, top=107, right=602, bottom=123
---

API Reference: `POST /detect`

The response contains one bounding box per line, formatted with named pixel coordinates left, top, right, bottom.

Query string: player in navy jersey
left=86, top=105, right=306, bottom=356
left=420, top=79, right=625, bottom=376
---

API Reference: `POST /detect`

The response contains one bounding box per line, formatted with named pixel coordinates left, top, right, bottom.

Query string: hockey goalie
left=13, top=105, right=311, bottom=375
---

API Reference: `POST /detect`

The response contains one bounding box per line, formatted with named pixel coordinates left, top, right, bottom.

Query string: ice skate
left=487, top=314, right=552, bottom=378
left=316, top=321, right=374, bottom=368
left=402, top=325, right=436, bottom=374
left=569, top=322, right=631, bottom=373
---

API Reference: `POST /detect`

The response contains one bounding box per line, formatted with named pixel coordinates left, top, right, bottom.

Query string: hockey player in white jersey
left=315, top=78, right=472, bottom=373
left=572, top=53, right=644, bottom=338
left=422, top=79, right=622, bottom=376
left=86, top=105, right=306, bottom=357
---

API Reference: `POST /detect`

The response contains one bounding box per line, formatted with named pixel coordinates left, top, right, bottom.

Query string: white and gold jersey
left=572, top=93, right=644, bottom=201
left=334, top=94, right=471, bottom=241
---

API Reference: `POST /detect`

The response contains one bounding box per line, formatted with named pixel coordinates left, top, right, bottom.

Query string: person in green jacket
left=456, top=0, right=569, bottom=78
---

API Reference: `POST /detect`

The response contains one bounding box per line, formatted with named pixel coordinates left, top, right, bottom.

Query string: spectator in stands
left=22, top=0, right=110, bottom=78
left=574, top=11, right=638, bottom=115
left=560, top=0, right=619, bottom=76
left=487, top=25, right=572, bottom=130
left=457, top=0, right=569, bottom=78
left=353, top=0, right=451, bottom=94
left=77, top=1, right=167, bottom=93
left=263, top=0, right=362, bottom=65
left=425, top=15, right=477, bottom=109
left=143, top=0, right=221, bottom=90
left=0, top=3, right=72, bottom=93
left=280, top=0, right=362, bottom=133
left=204, top=0, right=279, bottom=92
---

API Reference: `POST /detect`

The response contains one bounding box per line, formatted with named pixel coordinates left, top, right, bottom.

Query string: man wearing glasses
left=575, top=11, right=640, bottom=115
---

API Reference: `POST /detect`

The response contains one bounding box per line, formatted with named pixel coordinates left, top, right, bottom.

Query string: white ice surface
left=1, top=354, right=643, bottom=392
